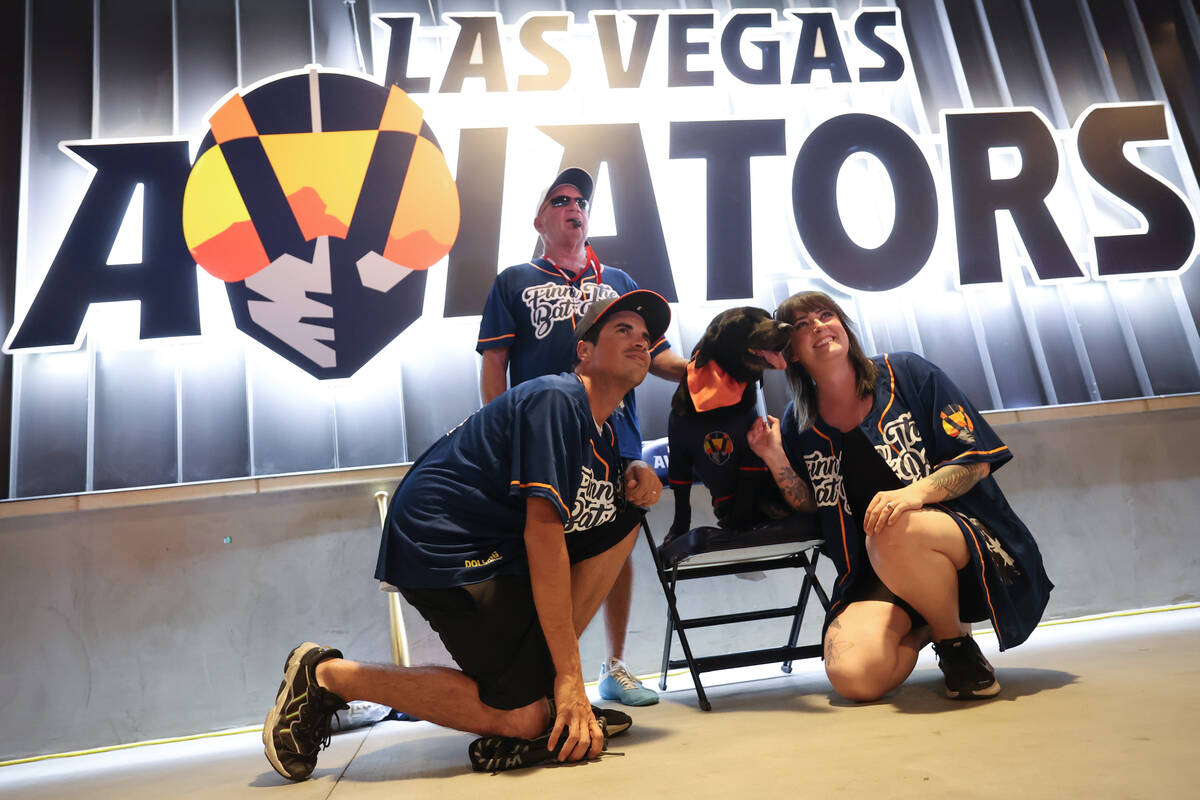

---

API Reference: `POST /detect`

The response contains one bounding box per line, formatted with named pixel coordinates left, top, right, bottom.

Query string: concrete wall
left=1, top=402, right=1198, bottom=760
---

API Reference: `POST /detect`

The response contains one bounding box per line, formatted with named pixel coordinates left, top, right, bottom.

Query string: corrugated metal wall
left=8, top=0, right=1200, bottom=498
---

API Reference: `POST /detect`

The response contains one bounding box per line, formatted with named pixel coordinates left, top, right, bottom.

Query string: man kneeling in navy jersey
left=263, top=290, right=672, bottom=780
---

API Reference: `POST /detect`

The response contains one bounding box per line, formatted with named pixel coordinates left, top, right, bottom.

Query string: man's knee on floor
left=492, top=700, right=551, bottom=739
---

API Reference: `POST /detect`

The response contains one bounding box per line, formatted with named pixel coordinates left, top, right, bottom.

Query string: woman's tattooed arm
left=769, top=463, right=818, bottom=513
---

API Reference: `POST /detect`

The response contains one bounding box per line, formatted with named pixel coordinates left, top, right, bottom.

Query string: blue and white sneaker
left=598, top=657, right=659, bottom=706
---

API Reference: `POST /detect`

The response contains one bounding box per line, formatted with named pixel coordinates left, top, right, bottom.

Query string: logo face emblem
left=940, top=403, right=976, bottom=445
left=182, top=68, right=460, bottom=379
left=703, top=431, right=734, bottom=465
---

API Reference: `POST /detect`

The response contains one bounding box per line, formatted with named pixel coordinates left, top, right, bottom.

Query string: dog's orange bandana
left=687, top=359, right=747, bottom=412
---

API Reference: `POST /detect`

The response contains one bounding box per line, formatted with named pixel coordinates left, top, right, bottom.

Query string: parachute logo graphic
left=182, top=67, right=460, bottom=379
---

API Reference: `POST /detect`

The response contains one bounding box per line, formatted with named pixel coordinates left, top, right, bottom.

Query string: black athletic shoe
left=933, top=635, right=1001, bottom=699
left=592, top=705, right=632, bottom=736
left=468, top=708, right=617, bottom=773
left=263, top=642, right=349, bottom=781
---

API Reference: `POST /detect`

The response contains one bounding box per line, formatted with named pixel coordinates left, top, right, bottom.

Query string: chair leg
left=783, top=549, right=825, bottom=673
left=641, top=520, right=711, bottom=710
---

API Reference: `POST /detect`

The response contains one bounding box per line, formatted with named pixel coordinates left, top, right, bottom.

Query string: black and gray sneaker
left=468, top=705, right=624, bottom=773
left=591, top=705, right=631, bottom=736
left=263, top=642, right=349, bottom=781
left=933, top=635, right=1001, bottom=699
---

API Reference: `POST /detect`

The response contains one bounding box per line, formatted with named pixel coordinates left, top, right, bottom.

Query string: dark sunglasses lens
left=550, top=195, right=587, bottom=210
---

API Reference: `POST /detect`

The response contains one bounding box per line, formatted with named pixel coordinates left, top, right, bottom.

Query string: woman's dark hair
left=774, top=291, right=876, bottom=430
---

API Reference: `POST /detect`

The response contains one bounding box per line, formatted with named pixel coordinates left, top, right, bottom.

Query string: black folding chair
left=642, top=514, right=830, bottom=710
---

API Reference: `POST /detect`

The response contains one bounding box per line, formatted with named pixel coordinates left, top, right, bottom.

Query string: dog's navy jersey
left=375, top=374, right=623, bottom=589
left=780, top=352, right=1052, bottom=650
left=477, top=258, right=670, bottom=459
left=667, top=403, right=768, bottom=522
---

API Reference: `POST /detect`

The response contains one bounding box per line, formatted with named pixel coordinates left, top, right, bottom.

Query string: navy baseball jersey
left=780, top=352, right=1052, bottom=650
left=477, top=257, right=669, bottom=459
left=667, top=404, right=768, bottom=523
left=375, top=374, right=624, bottom=590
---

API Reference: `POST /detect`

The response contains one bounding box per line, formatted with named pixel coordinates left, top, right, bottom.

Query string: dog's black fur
left=667, top=307, right=792, bottom=540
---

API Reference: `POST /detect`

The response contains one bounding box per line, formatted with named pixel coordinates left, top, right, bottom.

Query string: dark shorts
left=839, top=510, right=992, bottom=632
left=400, top=505, right=644, bottom=710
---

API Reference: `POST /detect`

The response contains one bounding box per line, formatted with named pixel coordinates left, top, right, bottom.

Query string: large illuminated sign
left=6, top=8, right=1197, bottom=381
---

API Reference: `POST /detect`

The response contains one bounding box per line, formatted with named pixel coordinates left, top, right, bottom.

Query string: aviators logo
left=183, top=67, right=460, bottom=378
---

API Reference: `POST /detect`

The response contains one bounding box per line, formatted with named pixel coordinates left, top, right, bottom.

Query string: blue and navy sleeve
left=477, top=272, right=517, bottom=354
left=508, top=386, right=585, bottom=526
left=903, top=353, right=1014, bottom=474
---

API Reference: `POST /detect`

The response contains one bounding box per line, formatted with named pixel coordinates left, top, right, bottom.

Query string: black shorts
left=400, top=505, right=644, bottom=710
left=841, top=561, right=989, bottom=631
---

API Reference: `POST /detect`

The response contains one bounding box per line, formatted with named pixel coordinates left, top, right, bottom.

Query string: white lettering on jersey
left=521, top=282, right=618, bottom=339
left=565, top=466, right=617, bottom=533
left=803, top=450, right=849, bottom=511
left=875, top=411, right=928, bottom=482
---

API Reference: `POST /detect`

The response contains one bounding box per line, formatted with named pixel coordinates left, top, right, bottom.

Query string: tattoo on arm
left=925, top=461, right=990, bottom=502
left=772, top=465, right=817, bottom=513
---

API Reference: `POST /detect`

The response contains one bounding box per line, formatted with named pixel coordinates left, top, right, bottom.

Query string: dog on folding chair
left=666, top=307, right=792, bottom=543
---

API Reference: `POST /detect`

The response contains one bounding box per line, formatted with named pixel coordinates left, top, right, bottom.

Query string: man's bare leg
left=311, top=527, right=638, bottom=740
left=316, top=661, right=548, bottom=739
left=602, top=554, right=635, bottom=659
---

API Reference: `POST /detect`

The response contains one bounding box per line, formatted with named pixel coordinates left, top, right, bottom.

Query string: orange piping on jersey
left=590, top=440, right=612, bottom=482
left=713, top=493, right=734, bottom=504
left=511, top=481, right=569, bottom=516
left=812, top=422, right=851, bottom=587
left=477, top=333, right=515, bottom=345
left=938, top=504, right=1001, bottom=643
left=932, top=446, right=1010, bottom=470
left=877, top=354, right=901, bottom=457
left=738, top=465, right=768, bottom=472
left=528, top=260, right=569, bottom=279
left=668, top=478, right=693, bottom=487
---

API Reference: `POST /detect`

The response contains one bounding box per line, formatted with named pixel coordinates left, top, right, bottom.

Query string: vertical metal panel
left=372, top=0, right=442, bottom=28
left=176, top=0, right=239, bottom=135
left=92, top=348, right=179, bottom=489
left=911, top=287, right=997, bottom=412
left=13, top=0, right=94, bottom=498
left=331, top=365, right=408, bottom=468
left=238, top=0, right=314, bottom=86
left=97, top=0, right=174, bottom=137
left=313, top=0, right=373, bottom=71
left=13, top=352, right=89, bottom=497
left=246, top=346, right=337, bottom=475
left=399, top=319, right=481, bottom=459
left=88, top=0, right=180, bottom=492
left=942, top=0, right=1004, bottom=107
left=179, top=343, right=252, bottom=482
left=0, top=1, right=25, bottom=499
left=980, top=0, right=1052, bottom=114
left=900, top=0, right=968, bottom=132
left=1022, top=285, right=1092, bottom=404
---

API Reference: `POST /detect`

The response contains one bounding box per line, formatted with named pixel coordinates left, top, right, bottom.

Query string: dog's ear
left=692, top=310, right=733, bottom=369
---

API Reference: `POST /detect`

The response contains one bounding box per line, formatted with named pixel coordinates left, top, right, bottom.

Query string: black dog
left=666, top=307, right=792, bottom=541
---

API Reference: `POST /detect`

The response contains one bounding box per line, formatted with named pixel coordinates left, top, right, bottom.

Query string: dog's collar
left=687, top=359, right=747, bottom=412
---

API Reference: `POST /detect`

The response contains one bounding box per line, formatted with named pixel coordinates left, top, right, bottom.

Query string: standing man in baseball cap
left=476, top=167, right=688, bottom=706
left=264, top=292, right=671, bottom=779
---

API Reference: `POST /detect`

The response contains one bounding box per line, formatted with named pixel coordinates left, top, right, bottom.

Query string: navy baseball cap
left=538, top=167, right=594, bottom=213
left=574, top=290, right=671, bottom=344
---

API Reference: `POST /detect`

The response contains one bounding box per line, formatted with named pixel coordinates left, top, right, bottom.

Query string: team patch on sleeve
left=940, top=404, right=976, bottom=445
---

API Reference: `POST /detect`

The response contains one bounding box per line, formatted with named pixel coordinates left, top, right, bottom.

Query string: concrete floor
left=2, top=607, right=1197, bottom=799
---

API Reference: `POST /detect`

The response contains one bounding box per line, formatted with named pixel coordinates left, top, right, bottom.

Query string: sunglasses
left=548, top=194, right=589, bottom=211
